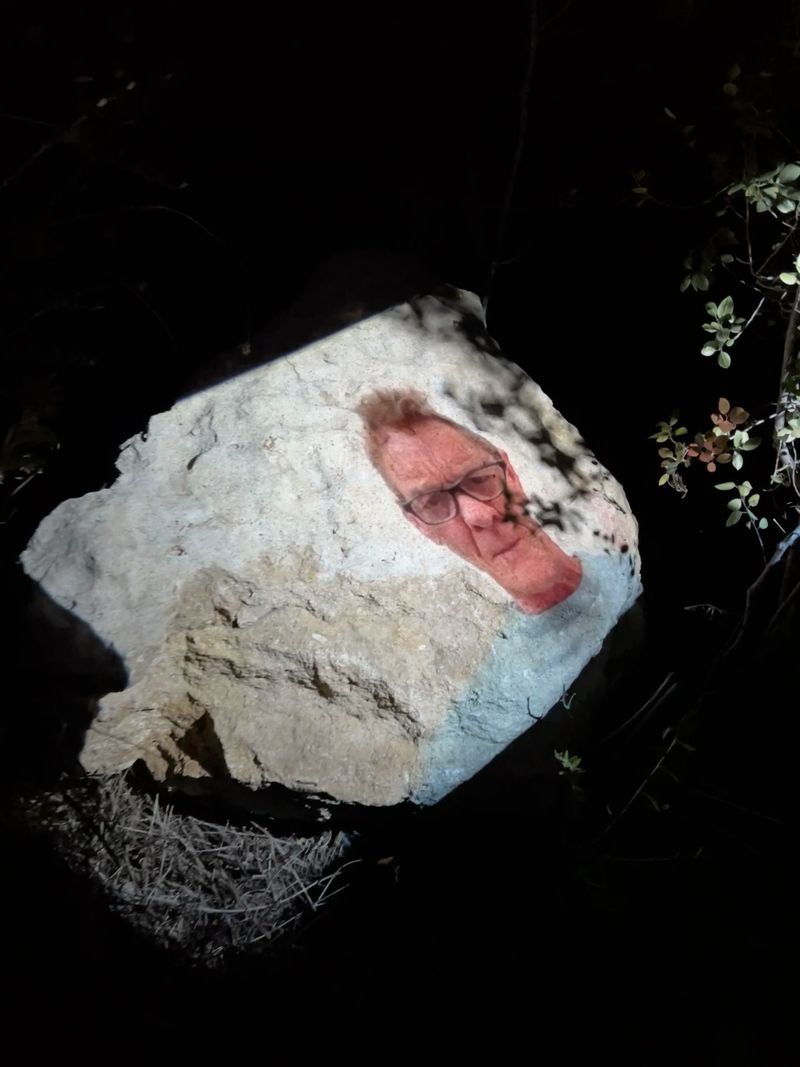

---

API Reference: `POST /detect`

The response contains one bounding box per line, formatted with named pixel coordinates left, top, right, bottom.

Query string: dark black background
left=0, top=0, right=779, bottom=597
left=0, top=1, right=797, bottom=1055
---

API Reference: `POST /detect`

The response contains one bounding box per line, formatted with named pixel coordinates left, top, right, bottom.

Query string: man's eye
left=462, top=472, right=502, bottom=494
left=421, top=491, right=449, bottom=507
left=413, top=490, right=453, bottom=521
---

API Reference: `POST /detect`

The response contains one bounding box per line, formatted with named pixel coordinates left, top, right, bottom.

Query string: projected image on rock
left=20, top=286, right=642, bottom=807
left=358, top=388, right=582, bottom=614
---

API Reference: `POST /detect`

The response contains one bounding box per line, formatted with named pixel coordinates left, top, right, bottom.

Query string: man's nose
left=457, top=493, right=502, bottom=528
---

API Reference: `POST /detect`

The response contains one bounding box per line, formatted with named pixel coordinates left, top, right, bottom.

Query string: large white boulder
left=21, top=288, right=641, bottom=806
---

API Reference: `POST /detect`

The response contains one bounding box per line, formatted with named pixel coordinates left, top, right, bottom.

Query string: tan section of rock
left=83, top=563, right=504, bottom=805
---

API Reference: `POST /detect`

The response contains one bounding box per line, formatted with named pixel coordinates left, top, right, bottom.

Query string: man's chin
left=504, top=558, right=583, bottom=614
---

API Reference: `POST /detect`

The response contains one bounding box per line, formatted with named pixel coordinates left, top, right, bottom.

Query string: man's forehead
left=378, top=417, right=497, bottom=491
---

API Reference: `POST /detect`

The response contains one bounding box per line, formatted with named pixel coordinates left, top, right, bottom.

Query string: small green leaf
left=718, top=352, right=732, bottom=368
left=726, top=510, right=743, bottom=526
left=680, top=276, right=691, bottom=292
left=779, top=163, right=800, bottom=182
left=658, top=473, right=670, bottom=486
left=694, top=274, right=710, bottom=291
left=701, top=343, right=718, bottom=356
left=704, top=301, right=718, bottom=316
left=739, top=481, right=752, bottom=495
left=740, top=438, right=761, bottom=450
left=732, top=452, right=744, bottom=470
left=758, top=517, right=769, bottom=529
left=718, top=296, right=734, bottom=318
left=727, top=498, right=742, bottom=510
left=748, top=494, right=760, bottom=507
left=674, top=426, right=688, bottom=436
left=779, top=272, right=798, bottom=284
left=714, top=482, right=737, bottom=490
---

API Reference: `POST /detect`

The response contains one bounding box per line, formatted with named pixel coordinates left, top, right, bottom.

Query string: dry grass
left=24, top=773, right=354, bottom=965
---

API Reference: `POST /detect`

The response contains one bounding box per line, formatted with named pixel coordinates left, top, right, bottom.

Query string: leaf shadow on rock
left=399, top=288, right=604, bottom=530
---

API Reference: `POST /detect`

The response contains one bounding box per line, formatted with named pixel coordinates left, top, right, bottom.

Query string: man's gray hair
left=356, top=387, right=498, bottom=478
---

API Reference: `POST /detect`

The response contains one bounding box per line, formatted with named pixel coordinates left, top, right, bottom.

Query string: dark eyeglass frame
left=401, top=461, right=507, bottom=525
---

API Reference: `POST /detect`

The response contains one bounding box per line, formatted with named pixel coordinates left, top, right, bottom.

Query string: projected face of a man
left=375, top=416, right=582, bottom=614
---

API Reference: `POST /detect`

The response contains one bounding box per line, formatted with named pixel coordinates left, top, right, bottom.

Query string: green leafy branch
left=652, top=398, right=761, bottom=497
left=728, top=162, right=800, bottom=216
left=679, top=229, right=737, bottom=293
left=714, top=479, right=768, bottom=531
left=652, top=128, right=800, bottom=536
left=554, top=749, right=584, bottom=776
left=700, top=297, right=745, bottom=369
left=554, top=749, right=585, bottom=798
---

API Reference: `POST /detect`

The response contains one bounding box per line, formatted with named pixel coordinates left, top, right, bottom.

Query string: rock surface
left=21, top=287, right=641, bottom=806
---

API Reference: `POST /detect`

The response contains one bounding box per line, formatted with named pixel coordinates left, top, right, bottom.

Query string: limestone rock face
left=21, top=288, right=641, bottom=806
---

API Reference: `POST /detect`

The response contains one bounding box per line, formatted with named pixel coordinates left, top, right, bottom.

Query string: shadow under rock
left=1, top=564, right=127, bottom=790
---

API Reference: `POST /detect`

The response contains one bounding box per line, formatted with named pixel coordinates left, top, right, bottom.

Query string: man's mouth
left=492, top=537, right=524, bottom=560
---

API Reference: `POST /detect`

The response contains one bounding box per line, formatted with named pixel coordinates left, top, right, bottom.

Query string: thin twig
left=483, top=1, right=539, bottom=316
left=754, top=210, right=797, bottom=278
left=763, top=573, right=800, bottom=636
left=539, top=0, right=573, bottom=34
left=774, top=283, right=800, bottom=484
left=740, top=294, right=766, bottom=334
left=0, top=114, right=86, bottom=193
left=720, top=519, right=800, bottom=661
left=598, top=519, right=799, bottom=841
left=597, top=736, right=679, bottom=840
left=599, top=673, right=677, bottom=745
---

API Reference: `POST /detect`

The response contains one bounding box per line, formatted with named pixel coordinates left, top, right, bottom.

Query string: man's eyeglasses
left=402, top=461, right=507, bottom=525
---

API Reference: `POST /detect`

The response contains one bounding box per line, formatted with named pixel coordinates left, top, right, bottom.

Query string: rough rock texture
left=21, top=288, right=641, bottom=806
